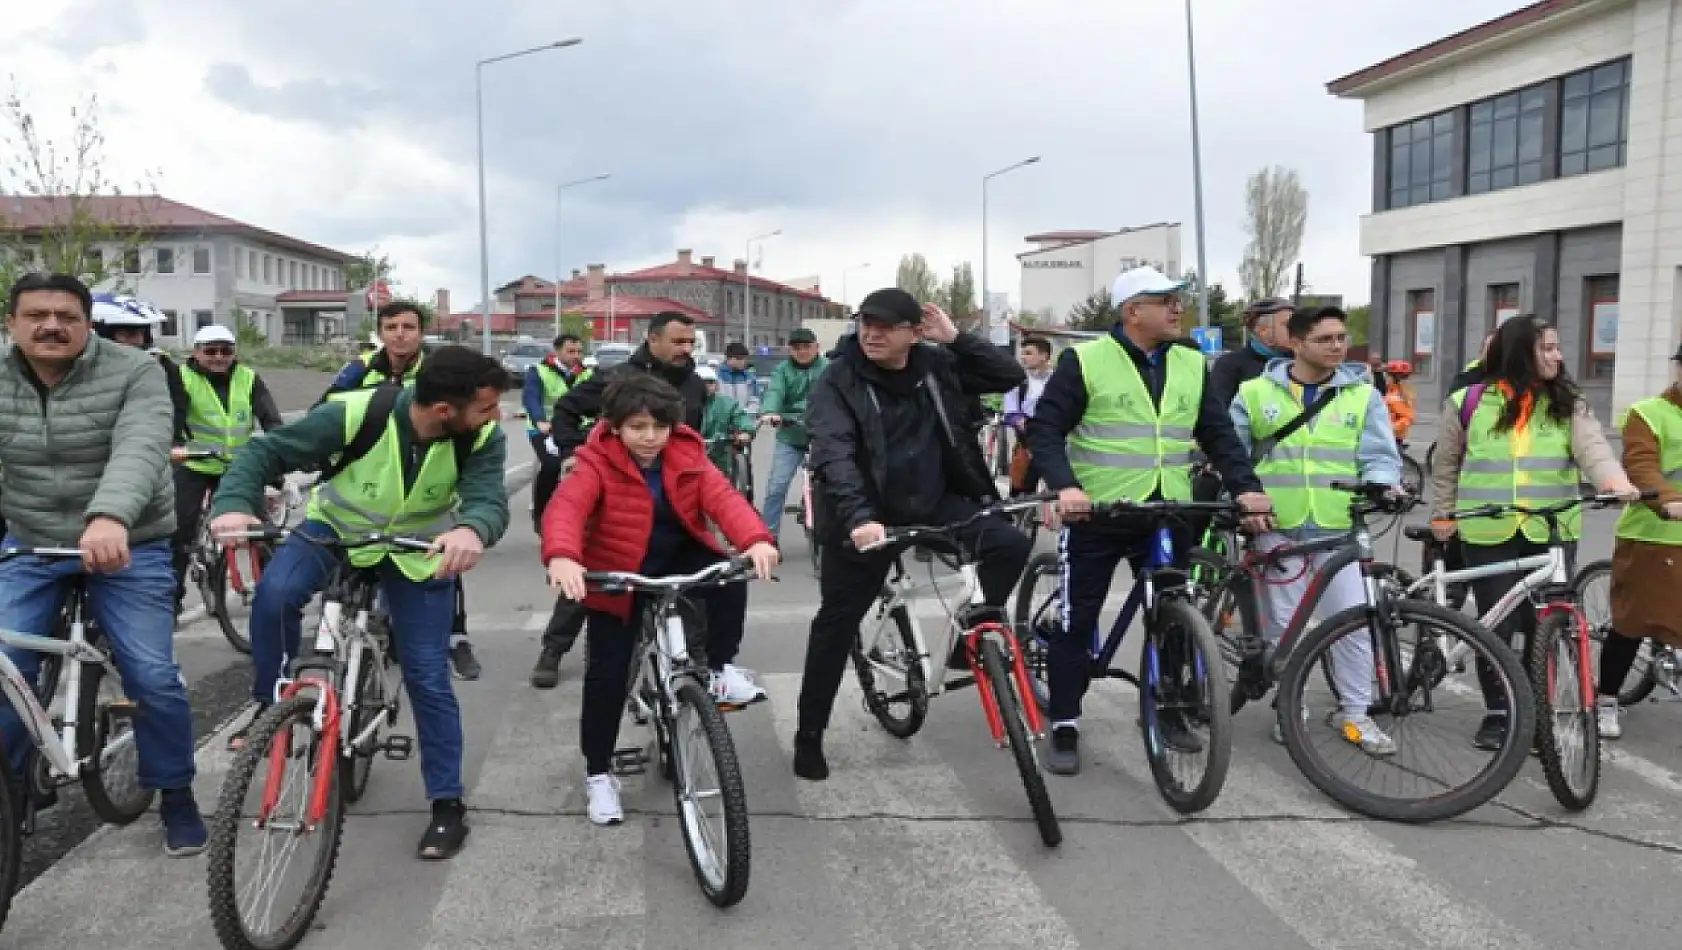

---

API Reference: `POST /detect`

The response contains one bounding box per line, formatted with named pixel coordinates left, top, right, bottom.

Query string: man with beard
left=209, top=345, right=509, bottom=860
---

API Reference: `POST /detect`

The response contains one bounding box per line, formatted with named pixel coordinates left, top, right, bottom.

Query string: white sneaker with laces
left=1596, top=696, right=1622, bottom=739
left=712, top=664, right=767, bottom=706
left=1333, top=710, right=1397, bottom=756
left=585, top=774, right=623, bottom=826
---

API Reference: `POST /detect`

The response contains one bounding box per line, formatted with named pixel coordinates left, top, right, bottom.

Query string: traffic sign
left=1191, top=325, right=1222, bottom=354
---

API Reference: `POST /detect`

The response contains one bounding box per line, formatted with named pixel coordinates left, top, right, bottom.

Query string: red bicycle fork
left=968, top=623, right=1049, bottom=746
left=226, top=544, right=264, bottom=594
left=257, top=678, right=341, bottom=829
left=1538, top=603, right=1597, bottom=709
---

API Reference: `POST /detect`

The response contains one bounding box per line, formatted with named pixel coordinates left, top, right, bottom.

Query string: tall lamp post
left=476, top=37, right=582, bottom=356
left=742, top=228, right=781, bottom=349
left=982, top=155, right=1041, bottom=340
left=1183, top=0, right=1211, bottom=327
left=841, top=261, right=871, bottom=311
left=552, top=172, right=612, bottom=336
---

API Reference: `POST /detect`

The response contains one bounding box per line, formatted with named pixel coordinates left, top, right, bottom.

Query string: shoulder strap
left=319, top=386, right=400, bottom=483
left=1458, top=382, right=1488, bottom=430
left=1252, top=387, right=1339, bottom=464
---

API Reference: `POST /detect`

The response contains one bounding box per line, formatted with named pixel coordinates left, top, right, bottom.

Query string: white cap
left=1110, top=266, right=1188, bottom=306
left=193, top=325, right=237, bottom=346
left=694, top=365, right=718, bottom=381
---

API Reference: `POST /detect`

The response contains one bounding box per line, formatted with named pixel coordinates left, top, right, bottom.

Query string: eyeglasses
left=1304, top=334, right=1348, bottom=348
left=199, top=346, right=235, bottom=356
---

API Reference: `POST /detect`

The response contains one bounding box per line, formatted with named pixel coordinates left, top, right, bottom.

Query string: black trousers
left=172, top=467, right=221, bottom=608
left=795, top=494, right=1032, bottom=734
left=530, top=433, right=562, bottom=534
left=1465, top=535, right=1575, bottom=710
left=580, top=544, right=750, bottom=774
left=541, top=596, right=586, bottom=656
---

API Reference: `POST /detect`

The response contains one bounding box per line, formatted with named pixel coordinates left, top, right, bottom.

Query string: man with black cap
left=1209, top=296, right=1294, bottom=410
left=757, top=327, right=828, bottom=542
left=790, top=289, right=1031, bottom=781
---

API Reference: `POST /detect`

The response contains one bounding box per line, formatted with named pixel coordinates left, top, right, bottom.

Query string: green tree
left=1346, top=304, right=1372, bottom=345
left=229, top=305, right=266, bottom=349
left=558, top=311, right=594, bottom=342
left=1066, top=288, right=1120, bottom=331
left=344, top=248, right=395, bottom=294
left=0, top=87, right=162, bottom=298
left=1237, top=164, right=1309, bottom=301
left=894, top=253, right=941, bottom=304
left=942, top=262, right=977, bottom=326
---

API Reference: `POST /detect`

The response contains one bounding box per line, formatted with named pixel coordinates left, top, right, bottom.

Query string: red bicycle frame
left=1537, top=601, right=1597, bottom=711
left=257, top=676, right=342, bottom=829
left=967, top=621, right=1049, bottom=745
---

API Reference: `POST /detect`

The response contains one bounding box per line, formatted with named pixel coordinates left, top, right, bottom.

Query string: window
left=247, top=250, right=258, bottom=281
left=193, top=310, right=213, bottom=330
left=235, top=251, right=245, bottom=280
left=1584, top=275, right=1618, bottom=380
left=122, top=249, right=141, bottom=274
left=193, top=247, right=211, bottom=275
left=307, top=264, right=316, bottom=290
left=1406, top=289, right=1437, bottom=379
left=155, top=247, right=175, bottom=275
left=1487, top=283, right=1521, bottom=334
left=1468, top=85, right=1546, bottom=194
left=288, top=260, right=298, bottom=288
left=1561, top=59, right=1629, bottom=176
left=263, top=255, right=272, bottom=283
left=159, top=310, right=178, bottom=338
left=1388, top=110, right=1455, bottom=208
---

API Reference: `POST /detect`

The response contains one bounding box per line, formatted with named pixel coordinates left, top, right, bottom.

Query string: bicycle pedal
left=612, top=747, right=648, bottom=776
left=380, top=735, right=414, bottom=761
left=102, top=698, right=139, bottom=719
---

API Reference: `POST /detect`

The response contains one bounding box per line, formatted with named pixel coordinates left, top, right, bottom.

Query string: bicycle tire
left=77, top=660, right=155, bottom=825
left=1400, top=455, right=1425, bottom=498
left=1187, top=547, right=1266, bottom=716
left=0, top=751, right=20, bottom=935
left=1013, top=551, right=1061, bottom=713
left=851, top=604, right=928, bottom=738
left=977, top=636, right=1061, bottom=847
left=34, top=608, right=73, bottom=706
left=1139, top=598, right=1232, bottom=815
left=668, top=678, right=751, bottom=907
left=341, top=651, right=382, bottom=804
left=209, top=545, right=267, bottom=654
left=1573, top=559, right=1653, bottom=705
left=207, top=695, right=344, bottom=950
left=1528, top=610, right=1600, bottom=811
left=1276, top=600, right=1533, bottom=822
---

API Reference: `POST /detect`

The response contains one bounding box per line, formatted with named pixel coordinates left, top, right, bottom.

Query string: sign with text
left=1190, top=325, right=1222, bottom=354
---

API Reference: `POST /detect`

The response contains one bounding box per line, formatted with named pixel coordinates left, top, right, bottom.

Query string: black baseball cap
left=855, top=288, right=922, bottom=326
left=789, top=328, right=818, bottom=344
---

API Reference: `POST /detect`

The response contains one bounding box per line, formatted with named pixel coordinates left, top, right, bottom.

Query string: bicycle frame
left=0, top=612, right=119, bottom=780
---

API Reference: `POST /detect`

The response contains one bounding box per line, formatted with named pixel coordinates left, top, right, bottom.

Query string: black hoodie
left=548, top=343, right=707, bottom=460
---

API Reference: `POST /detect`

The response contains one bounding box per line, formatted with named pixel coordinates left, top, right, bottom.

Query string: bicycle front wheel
left=209, top=544, right=269, bottom=654
left=207, top=694, right=344, bottom=950
left=851, top=604, right=928, bottom=738
left=1013, top=551, right=1061, bottom=714
left=1528, top=610, right=1600, bottom=811
left=1574, top=559, right=1653, bottom=705
left=78, top=660, right=154, bottom=825
left=1277, top=600, right=1533, bottom=822
left=977, top=636, right=1061, bottom=847
left=668, top=678, right=751, bottom=907
left=1139, top=598, right=1232, bottom=814
left=0, top=753, right=20, bottom=935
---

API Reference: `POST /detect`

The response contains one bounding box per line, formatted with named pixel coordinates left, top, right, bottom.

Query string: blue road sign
left=1191, top=325, right=1222, bottom=354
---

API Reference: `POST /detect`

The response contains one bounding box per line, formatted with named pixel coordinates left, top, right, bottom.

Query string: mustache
left=32, top=330, right=71, bottom=342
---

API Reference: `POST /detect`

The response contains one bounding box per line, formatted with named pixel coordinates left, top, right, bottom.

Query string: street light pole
left=475, top=37, right=582, bottom=356
left=981, top=156, right=1041, bottom=340
left=841, top=261, right=871, bottom=311
left=742, top=228, right=781, bottom=349
left=552, top=172, right=612, bottom=336
left=1184, top=0, right=1211, bottom=328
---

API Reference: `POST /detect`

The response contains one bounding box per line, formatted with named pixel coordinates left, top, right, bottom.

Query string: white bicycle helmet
left=91, top=295, right=168, bottom=327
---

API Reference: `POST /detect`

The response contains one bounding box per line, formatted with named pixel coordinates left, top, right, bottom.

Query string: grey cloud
left=27, top=0, right=147, bottom=57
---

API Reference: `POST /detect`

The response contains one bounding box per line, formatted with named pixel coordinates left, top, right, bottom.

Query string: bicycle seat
left=955, top=605, right=1009, bottom=630
left=1402, top=525, right=1436, bottom=543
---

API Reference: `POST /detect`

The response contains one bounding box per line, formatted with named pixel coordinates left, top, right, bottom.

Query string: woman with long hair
left=1429, top=315, right=1637, bottom=751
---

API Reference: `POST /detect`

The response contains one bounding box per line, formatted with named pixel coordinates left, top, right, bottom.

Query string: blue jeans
left=759, top=440, right=807, bottom=541
left=0, top=538, right=196, bottom=791
left=248, top=520, right=464, bottom=800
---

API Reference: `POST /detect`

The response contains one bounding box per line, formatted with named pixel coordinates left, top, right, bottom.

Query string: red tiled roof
left=616, top=260, right=826, bottom=302
left=561, top=295, right=720, bottom=324
left=1326, top=0, right=1599, bottom=96
left=0, top=195, right=358, bottom=263
left=276, top=290, right=350, bottom=304
left=432, top=311, right=520, bottom=333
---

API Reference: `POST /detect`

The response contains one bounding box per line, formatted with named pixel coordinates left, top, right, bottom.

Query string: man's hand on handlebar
left=1431, top=519, right=1458, bottom=542
left=1057, top=486, right=1091, bottom=521
left=745, top=542, right=779, bottom=580
left=548, top=557, right=587, bottom=601
left=1600, top=475, right=1642, bottom=503
left=1235, top=491, right=1275, bottom=535
left=79, top=516, right=130, bottom=573
left=850, top=521, right=887, bottom=551
left=759, top=414, right=783, bottom=428
left=431, top=527, right=485, bottom=578
left=210, top=512, right=264, bottom=547
left=170, top=446, right=188, bottom=463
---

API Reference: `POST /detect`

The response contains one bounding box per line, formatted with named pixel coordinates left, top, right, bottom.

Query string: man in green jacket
left=209, top=346, right=510, bottom=861
left=757, top=328, right=828, bottom=542
left=0, top=272, right=207, bottom=856
left=695, top=365, right=755, bottom=484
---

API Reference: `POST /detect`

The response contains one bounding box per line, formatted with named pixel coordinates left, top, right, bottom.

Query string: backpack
left=1457, top=382, right=1489, bottom=430
left=318, top=386, right=479, bottom=483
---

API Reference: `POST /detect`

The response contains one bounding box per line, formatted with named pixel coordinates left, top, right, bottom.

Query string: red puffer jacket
left=540, top=423, right=775, bottom=621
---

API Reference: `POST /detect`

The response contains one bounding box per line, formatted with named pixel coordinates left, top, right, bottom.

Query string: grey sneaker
left=450, top=640, right=482, bottom=681
left=1046, top=725, right=1080, bottom=775
left=1332, top=710, right=1397, bottom=756
left=1596, top=696, right=1621, bottom=739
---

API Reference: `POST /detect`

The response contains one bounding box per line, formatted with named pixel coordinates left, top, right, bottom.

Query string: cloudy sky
left=2, top=0, right=1521, bottom=312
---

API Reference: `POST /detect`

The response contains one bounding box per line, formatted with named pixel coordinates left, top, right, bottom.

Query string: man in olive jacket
left=0, top=273, right=206, bottom=855
left=757, top=327, right=829, bottom=542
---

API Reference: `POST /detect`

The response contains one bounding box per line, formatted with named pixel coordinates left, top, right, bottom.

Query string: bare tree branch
left=1237, top=165, right=1308, bottom=302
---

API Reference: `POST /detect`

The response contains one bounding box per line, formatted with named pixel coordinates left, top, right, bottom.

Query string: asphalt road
left=9, top=419, right=1681, bottom=950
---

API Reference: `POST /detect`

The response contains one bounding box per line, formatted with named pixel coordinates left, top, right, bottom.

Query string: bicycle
left=0, top=548, right=154, bottom=933
left=176, top=450, right=290, bottom=653
left=1013, top=498, right=1240, bottom=814
left=596, top=558, right=760, bottom=907
left=703, top=436, right=755, bottom=499
left=1398, top=492, right=1646, bottom=810
left=1572, top=558, right=1680, bottom=706
left=206, top=529, right=415, bottom=950
left=1190, top=482, right=1535, bottom=822
left=763, top=412, right=820, bottom=578
left=849, top=492, right=1063, bottom=846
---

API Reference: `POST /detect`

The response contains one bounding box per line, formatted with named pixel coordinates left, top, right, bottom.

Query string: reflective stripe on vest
left=1067, top=337, right=1202, bottom=503
left=305, top=389, right=495, bottom=581
left=527, top=362, right=571, bottom=435
left=1616, top=397, right=1682, bottom=545
left=1238, top=377, right=1370, bottom=530
left=180, top=364, right=257, bottom=475
left=1452, top=387, right=1581, bottom=544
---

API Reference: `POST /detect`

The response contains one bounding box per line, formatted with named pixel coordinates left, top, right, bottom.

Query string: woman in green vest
left=1598, top=343, right=1682, bottom=739
left=1429, top=315, right=1635, bottom=751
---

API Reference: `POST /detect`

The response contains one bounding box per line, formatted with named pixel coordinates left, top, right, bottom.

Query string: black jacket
left=807, top=333, right=1025, bottom=537
left=1448, top=361, right=1485, bottom=397
left=1025, top=328, right=1263, bottom=499
left=1208, top=342, right=1286, bottom=412
left=549, top=344, right=707, bottom=460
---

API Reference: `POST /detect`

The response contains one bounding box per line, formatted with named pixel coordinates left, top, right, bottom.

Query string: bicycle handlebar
left=174, top=449, right=229, bottom=462
left=855, top=491, right=1059, bottom=552
left=0, top=547, right=87, bottom=562
left=218, top=526, right=436, bottom=553
left=583, top=556, right=757, bottom=593
left=1444, top=489, right=1657, bottom=523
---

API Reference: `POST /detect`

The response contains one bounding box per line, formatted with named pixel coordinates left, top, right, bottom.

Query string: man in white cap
left=170, top=324, right=285, bottom=615
left=1025, top=266, right=1274, bottom=776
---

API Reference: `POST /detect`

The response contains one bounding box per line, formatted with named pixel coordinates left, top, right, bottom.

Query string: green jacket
left=211, top=388, right=510, bottom=546
left=0, top=337, right=176, bottom=546
left=700, top=392, right=753, bottom=473
left=760, top=356, right=829, bottom=448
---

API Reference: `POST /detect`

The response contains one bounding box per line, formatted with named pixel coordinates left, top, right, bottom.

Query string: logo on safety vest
left=424, top=484, right=444, bottom=500
left=362, top=481, right=379, bottom=498
left=1262, top=404, right=1281, bottom=423
left=1343, top=412, right=1357, bottom=428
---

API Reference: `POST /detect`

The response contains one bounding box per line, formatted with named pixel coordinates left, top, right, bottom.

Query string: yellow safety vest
left=1452, top=387, right=1581, bottom=544
left=1239, top=376, right=1371, bottom=530
left=1615, top=396, right=1682, bottom=545
left=362, top=349, right=423, bottom=388
left=1067, top=336, right=1202, bottom=503
left=527, top=362, right=573, bottom=436
left=180, top=364, right=257, bottom=476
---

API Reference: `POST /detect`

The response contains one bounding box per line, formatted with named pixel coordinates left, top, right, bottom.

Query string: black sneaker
left=1046, top=725, right=1080, bottom=775
left=1157, top=710, right=1205, bottom=754
left=417, top=798, right=469, bottom=860
left=530, top=649, right=561, bottom=689
left=1471, top=713, right=1508, bottom=752
left=793, top=729, right=829, bottom=781
left=450, top=641, right=481, bottom=681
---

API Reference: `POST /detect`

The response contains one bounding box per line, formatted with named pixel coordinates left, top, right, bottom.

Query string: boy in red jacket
left=542, top=373, right=778, bottom=826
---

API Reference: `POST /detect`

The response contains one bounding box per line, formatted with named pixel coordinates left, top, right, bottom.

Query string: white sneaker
left=1333, top=710, right=1397, bottom=756
left=711, top=664, right=767, bottom=707
left=585, top=774, right=623, bottom=826
left=1272, top=703, right=1309, bottom=745
left=1596, top=696, right=1622, bottom=739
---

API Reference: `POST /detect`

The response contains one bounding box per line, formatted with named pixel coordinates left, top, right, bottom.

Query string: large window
left=193, top=247, right=211, bottom=275
left=1469, top=85, right=1545, bottom=194
left=155, top=247, right=175, bottom=275
left=1584, top=275, right=1618, bottom=380
left=159, top=310, right=178, bottom=338
left=1388, top=110, right=1455, bottom=209
left=1561, top=59, right=1629, bottom=176
left=1406, top=289, right=1437, bottom=379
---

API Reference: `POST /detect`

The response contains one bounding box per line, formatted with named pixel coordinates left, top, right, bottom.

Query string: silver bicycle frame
left=1407, top=547, right=1565, bottom=667
left=0, top=609, right=121, bottom=779
left=859, top=559, right=981, bottom=701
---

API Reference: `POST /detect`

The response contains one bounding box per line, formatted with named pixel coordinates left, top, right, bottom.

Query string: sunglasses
left=198, top=346, right=235, bottom=356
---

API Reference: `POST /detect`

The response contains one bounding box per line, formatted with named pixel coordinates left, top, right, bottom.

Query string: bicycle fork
left=1538, top=603, right=1597, bottom=711
left=971, top=624, right=1048, bottom=745
left=259, top=604, right=345, bottom=830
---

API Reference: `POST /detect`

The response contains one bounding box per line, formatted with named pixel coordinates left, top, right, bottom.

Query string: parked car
left=592, top=343, right=634, bottom=370
left=499, top=342, right=548, bottom=389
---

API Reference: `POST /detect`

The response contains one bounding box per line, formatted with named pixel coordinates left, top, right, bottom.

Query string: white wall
left=1361, top=169, right=1627, bottom=255
left=231, top=241, right=342, bottom=297
left=1018, top=224, right=1181, bottom=324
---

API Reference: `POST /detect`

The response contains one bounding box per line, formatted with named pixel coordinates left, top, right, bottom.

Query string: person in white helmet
left=169, top=324, right=285, bottom=615
left=92, top=299, right=190, bottom=439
